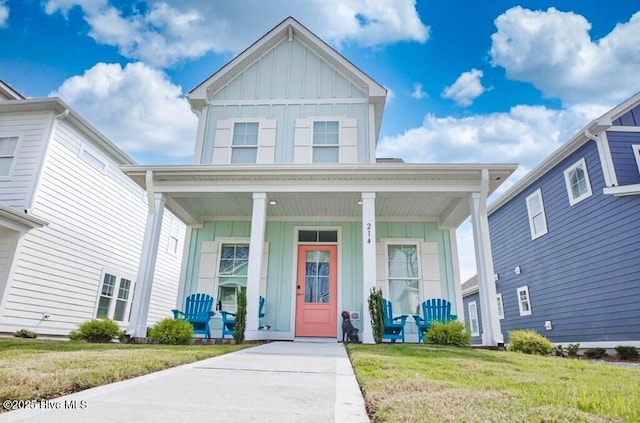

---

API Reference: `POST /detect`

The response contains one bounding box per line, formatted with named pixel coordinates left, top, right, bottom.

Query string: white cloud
left=442, top=69, right=486, bottom=107
left=490, top=7, right=640, bottom=107
left=50, top=62, right=196, bottom=163
left=411, top=82, right=427, bottom=99
left=0, top=0, right=9, bottom=27
left=43, top=0, right=429, bottom=67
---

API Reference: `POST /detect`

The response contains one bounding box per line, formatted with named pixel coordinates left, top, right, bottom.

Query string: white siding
left=0, top=227, right=19, bottom=309
left=0, top=111, right=51, bottom=209
left=0, top=120, right=183, bottom=335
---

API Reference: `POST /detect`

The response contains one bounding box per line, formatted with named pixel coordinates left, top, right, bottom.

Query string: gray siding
left=608, top=131, right=640, bottom=186
left=489, top=139, right=640, bottom=344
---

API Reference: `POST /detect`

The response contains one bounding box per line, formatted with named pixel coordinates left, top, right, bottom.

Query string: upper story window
left=79, top=147, right=107, bottom=173
left=525, top=189, right=548, bottom=240
left=0, top=136, right=19, bottom=177
left=231, top=122, right=259, bottom=164
left=563, top=158, right=592, bottom=205
left=516, top=286, right=532, bottom=316
left=633, top=144, right=640, bottom=175
left=386, top=243, right=421, bottom=315
left=312, top=121, right=339, bottom=163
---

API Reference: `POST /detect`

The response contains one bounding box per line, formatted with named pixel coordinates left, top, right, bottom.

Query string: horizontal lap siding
left=489, top=140, right=640, bottom=343
left=608, top=131, right=640, bottom=186
left=462, top=292, right=483, bottom=345
left=1, top=122, right=181, bottom=335
left=0, top=111, right=51, bottom=209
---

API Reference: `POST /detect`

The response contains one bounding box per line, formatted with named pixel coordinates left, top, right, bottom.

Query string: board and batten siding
left=607, top=130, right=640, bottom=186
left=0, top=119, right=183, bottom=335
left=489, top=139, right=640, bottom=344
left=0, top=110, right=52, bottom=210
left=200, top=37, right=371, bottom=165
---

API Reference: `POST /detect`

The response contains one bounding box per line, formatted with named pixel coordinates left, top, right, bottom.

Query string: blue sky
left=1, top=0, right=640, bottom=280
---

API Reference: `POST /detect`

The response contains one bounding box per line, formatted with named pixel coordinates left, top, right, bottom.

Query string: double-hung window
left=517, top=286, right=532, bottom=316
left=467, top=301, right=479, bottom=336
left=231, top=122, right=258, bottom=164
left=96, top=273, right=133, bottom=322
left=218, top=243, right=249, bottom=312
left=387, top=244, right=420, bottom=315
left=633, top=145, right=640, bottom=174
left=0, top=136, right=19, bottom=177
left=525, top=189, right=548, bottom=239
left=563, top=158, right=592, bottom=205
left=312, top=121, right=339, bottom=163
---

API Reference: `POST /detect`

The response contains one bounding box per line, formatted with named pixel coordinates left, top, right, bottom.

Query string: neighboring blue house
left=464, top=92, right=640, bottom=348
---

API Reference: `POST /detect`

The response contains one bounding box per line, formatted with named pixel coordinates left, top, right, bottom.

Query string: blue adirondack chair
left=221, top=296, right=266, bottom=339
left=413, top=298, right=458, bottom=343
left=172, top=293, right=215, bottom=339
left=382, top=298, right=408, bottom=343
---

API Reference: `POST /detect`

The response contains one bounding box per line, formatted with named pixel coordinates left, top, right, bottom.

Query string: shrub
left=14, top=329, right=37, bottom=339
left=566, top=343, right=580, bottom=357
left=615, top=345, right=638, bottom=360
left=425, top=320, right=471, bottom=346
left=148, top=318, right=193, bottom=345
left=368, top=287, right=384, bottom=344
left=553, top=345, right=567, bottom=357
left=234, top=290, right=247, bottom=344
left=69, top=318, right=121, bottom=343
left=507, top=330, right=554, bottom=355
left=584, top=347, right=607, bottom=359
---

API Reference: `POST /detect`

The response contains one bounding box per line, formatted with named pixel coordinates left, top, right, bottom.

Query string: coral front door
left=295, top=245, right=337, bottom=337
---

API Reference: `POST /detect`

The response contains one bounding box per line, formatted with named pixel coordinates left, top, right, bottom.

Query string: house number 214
left=366, top=223, right=372, bottom=244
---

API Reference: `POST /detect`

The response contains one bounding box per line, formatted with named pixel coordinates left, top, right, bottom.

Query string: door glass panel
left=305, top=250, right=330, bottom=303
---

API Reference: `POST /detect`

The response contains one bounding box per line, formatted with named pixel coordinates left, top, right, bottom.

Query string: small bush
left=584, top=347, right=607, bottom=359
left=425, top=320, right=471, bottom=346
left=14, top=329, right=37, bottom=339
left=566, top=343, right=580, bottom=357
left=615, top=345, right=638, bottom=360
left=148, top=318, right=193, bottom=345
left=553, top=345, right=567, bottom=357
left=507, top=330, right=553, bottom=355
left=234, top=290, right=247, bottom=344
left=368, top=288, right=384, bottom=344
left=70, top=319, right=121, bottom=343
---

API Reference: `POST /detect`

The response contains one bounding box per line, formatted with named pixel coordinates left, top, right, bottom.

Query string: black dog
left=341, top=311, right=360, bottom=343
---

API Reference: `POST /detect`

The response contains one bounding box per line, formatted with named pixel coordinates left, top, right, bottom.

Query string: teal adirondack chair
left=382, top=298, right=408, bottom=343
left=413, top=298, right=458, bottom=343
left=221, top=296, right=266, bottom=339
left=172, top=293, right=215, bottom=339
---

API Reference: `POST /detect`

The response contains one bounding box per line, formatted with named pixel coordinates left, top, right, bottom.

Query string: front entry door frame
left=293, top=227, right=340, bottom=338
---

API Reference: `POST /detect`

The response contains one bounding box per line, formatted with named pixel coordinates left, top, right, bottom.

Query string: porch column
left=127, top=192, right=165, bottom=338
left=361, top=192, right=376, bottom=344
left=469, top=169, right=503, bottom=346
left=245, top=192, right=267, bottom=341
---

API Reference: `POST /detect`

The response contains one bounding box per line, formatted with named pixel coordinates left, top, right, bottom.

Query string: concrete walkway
left=0, top=341, right=369, bottom=423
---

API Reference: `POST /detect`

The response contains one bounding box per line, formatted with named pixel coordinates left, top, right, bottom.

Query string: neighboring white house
left=122, top=17, right=516, bottom=345
left=0, top=93, right=186, bottom=336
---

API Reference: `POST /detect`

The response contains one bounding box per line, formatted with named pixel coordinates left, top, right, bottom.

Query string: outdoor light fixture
left=269, top=200, right=277, bottom=205
left=357, top=200, right=363, bottom=205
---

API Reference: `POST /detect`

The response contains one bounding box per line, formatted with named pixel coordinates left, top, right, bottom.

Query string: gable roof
left=187, top=16, right=387, bottom=141
left=0, top=78, right=25, bottom=100
left=488, top=90, right=640, bottom=213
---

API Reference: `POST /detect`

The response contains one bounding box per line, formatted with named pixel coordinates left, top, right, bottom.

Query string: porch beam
left=361, top=192, right=376, bottom=344
left=127, top=193, right=165, bottom=338
left=245, top=192, right=267, bottom=341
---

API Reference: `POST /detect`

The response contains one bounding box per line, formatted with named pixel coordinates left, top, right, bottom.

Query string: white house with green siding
left=123, top=17, right=516, bottom=345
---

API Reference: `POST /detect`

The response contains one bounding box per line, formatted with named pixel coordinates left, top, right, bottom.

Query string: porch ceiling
left=121, top=164, right=517, bottom=227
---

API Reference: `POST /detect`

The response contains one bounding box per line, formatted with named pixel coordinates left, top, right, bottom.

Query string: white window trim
left=230, top=120, right=260, bottom=164
left=516, top=286, right=532, bottom=316
left=382, top=238, right=423, bottom=316
left=525, top=189, right=548, bottom=240
left=94, top=269, right=135, bottom=323
left=633, top=144, right=640, bottom=175
left=168, top=216, right=182, bottom=256
left=496, top=293, right=505, bottom=320
left=310, top=118, right=341, bottom=164
left=0, top=134, right=21, bottom=179
left=215, top=237, right=250, bottom=314
left=563, top=158, right=593, bottom=206
left=467, top=301, right=479, bottom=336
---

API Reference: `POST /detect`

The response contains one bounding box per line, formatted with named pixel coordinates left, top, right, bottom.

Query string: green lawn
left=0, top=338, right=250, bottom=408
left=346, top=344, right=640, bottom=423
